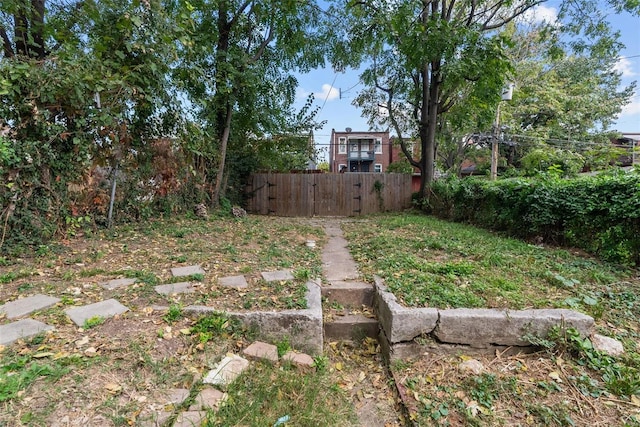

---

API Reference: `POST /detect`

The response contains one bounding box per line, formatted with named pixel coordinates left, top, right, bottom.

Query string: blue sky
left=295, top=3, right=640, bottom=152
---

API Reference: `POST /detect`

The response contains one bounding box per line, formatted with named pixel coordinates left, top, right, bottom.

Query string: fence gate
left=246, top=173, right=412, bottom=217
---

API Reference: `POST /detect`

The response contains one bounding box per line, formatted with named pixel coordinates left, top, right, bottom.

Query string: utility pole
left=490, top=102, right=501, bottom=181
left=490, top=83, right=514, bottom=181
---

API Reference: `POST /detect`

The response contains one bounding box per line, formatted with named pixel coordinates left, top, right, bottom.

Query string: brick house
left=329, top=129, right=392, bottom=173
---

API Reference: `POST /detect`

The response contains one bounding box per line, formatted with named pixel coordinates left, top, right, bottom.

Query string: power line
left=318, top=73, right=339, bottom=116
left=618, top=54, right=640, bottom=60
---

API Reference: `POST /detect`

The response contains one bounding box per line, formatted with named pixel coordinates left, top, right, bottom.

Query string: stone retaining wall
left=185, top=280, right=323, bottom=355
left=374, top=276, right=594, bottom=357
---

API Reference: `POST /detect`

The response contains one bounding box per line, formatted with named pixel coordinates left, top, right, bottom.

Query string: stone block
left=203, top=354, right=250, bottom=389
left=435, top=308, right=594, bottom=347
left=261, top=270, right=294, bottom=282
left=219, top=275, right=249, bottom=289
left=321, top=281, right=373, bottom=307
left=375, top=278, right=438, bottom=343
left=0, top=294, right=60, bottom=319
left=160, top=388, right=190, bottom=406
left=65, top=299, right=129, bottom=327
left=0, top=319, right=54, bottom=346
left=138, top=411, right=171, bottom=427
left=323, top=314, right=379, bottom=340
left=173, top=411, right=207, bottom=427
left=101, top=278, right=136, bottom=290
left=171, top=265, right=205, bottom=278
left=154, top=282, right=194, bottom=295
left=321, top=239, right=360, bottom=282
left=282, top=351, right=314, bottom=371
left=189, top=388, right=226, bottom=411
left=185, top=280, right=324, bottom=355
left=592, top=334, right=624, bottom=356
left=243, top=341, right=278, bottom=362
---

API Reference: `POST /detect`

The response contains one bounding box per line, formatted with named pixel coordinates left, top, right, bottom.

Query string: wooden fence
left=246, top=173, right=413, bottom=216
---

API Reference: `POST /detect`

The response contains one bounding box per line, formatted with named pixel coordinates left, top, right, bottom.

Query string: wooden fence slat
left=246, top=173, right=412, bottom=217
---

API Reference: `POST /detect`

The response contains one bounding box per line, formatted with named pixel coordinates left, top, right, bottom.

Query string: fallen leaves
left=104, top=382, right=122, bottom=395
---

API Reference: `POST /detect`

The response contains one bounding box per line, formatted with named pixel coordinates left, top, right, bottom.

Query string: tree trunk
left=31, top=0, right=46, bottom=59
left=211, top=100, right=233, bottom=208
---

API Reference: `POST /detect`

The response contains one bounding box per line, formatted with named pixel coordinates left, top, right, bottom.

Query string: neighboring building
left=329, top=129, right=391, bottom=173
left=612, top=133, right=640, bottom=166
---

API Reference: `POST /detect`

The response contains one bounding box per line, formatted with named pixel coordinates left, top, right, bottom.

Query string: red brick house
left=329, top=129, right=392, bottom=173
left=612, top=133, right=639, bottom=167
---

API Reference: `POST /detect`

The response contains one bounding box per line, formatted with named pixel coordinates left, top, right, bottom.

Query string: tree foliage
left=0, top=0, right=332, bottom=252
left=174, top=0, right=327, bottom=206
left=0, top=0, right=190, bottom=248
left=330, top=0, right=640, bottom=194
left=430, top=171, right=640, bottom=265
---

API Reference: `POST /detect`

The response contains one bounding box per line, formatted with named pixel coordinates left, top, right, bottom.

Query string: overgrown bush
left=429, top=171, right=640, bottom=265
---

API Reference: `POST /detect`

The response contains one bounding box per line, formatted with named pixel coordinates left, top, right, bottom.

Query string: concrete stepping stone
left=203, top=354, right=250, bottom=389
left=154, top=282, right=195, bottom=295
left=243, top=341, right=278, bottom=362
left=160, top=388, right=190, bottom=406
left=189, top=388, right=226, bottom=411
left=65, top=298, right=129, bottom=327
left=138, top=412, right=171, bottom=427
left=0, top=319, right=54, bottom=346
left=173, top=411, right=207, bottom=427
left=218, top=275, right=249, bottom=289
left=137, top=388, right=190, bottom=426
left=171, top=265, right=205, bottom=278
left=0, top=294, right=60, bottom=319
left=261, top=270, right=294, bottom=282
left=282, top=351, right=315, bottom=371
left=101, top=278, right=136, bottom=290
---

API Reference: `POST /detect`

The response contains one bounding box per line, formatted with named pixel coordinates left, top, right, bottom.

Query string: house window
left=338, top=137, right=346, bottom=154
left=350, top=142, right=358, bottom=152
left=374, top=163, right=382, bottom=173
left=339, top=163, right=347, bottom=173
left=374, top=138, right=382, bottom=154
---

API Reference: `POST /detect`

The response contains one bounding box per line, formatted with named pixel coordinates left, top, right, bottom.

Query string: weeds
left=208, top=363, right=357, bottom=426
left=191, top=312, right=243, bottom=343
left=83, top=316, right=104, bottom=329
left=163, top=304, right=183, bottom=324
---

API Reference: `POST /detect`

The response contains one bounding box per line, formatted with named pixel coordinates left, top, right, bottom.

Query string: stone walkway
left=0, top=266, right=294, bottom=346
left=0, top=218, right=383, bottom=426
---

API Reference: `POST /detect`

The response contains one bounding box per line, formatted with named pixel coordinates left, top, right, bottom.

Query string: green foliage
left=191, top=312, right=243, bottom=343
left=386, top=159, right=413, bottom=174
left=429, top=173, right=640, bottom=265
left=0, top=0, right=188, bottom=251
left=543, top=327, right=640, bottom=397
left=520, top=149, right=585, bottom=178
left=83, top=316, right=105, bottom=329
left=163, top=304, right=183, bottom=324
left=276, top=337, right=291, bottom=358
left=209, top=362, right=356, bottom=426
left=312, top=355, right=329, bottom=373
left=0, top=356, right=71, bottom=402
left=120, top=270, right=158, bottom=286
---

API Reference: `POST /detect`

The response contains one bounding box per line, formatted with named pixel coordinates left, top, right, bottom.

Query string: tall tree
left=332, top=0, right=640, bottom=197
left=1, top=0, right=46, bottom=59
left=175, top=0, right=326, bottom=207
left=504, top=23, right=635, bottom=142
left=435, top=21, right=636, bottom=176
left=0, top=0, right=185, bottom=247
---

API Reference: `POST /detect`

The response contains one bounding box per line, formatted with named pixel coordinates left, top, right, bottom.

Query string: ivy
left=430, top=172, right=640, bottom=265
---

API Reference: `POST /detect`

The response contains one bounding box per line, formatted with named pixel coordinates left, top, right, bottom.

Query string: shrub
left=429, top=171, right=640, bottom=265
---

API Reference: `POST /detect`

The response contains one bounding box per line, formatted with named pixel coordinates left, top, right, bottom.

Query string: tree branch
left=250, top=25, right=273, bottom=63
left=0, top=25, right=14, bottom=58
left=229, top=0, right=252, bottom=28
left=481, top=0, right=546, bottom=30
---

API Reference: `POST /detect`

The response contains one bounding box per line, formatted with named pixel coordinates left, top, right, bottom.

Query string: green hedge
left=429, top=171, right=640, bottom=266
